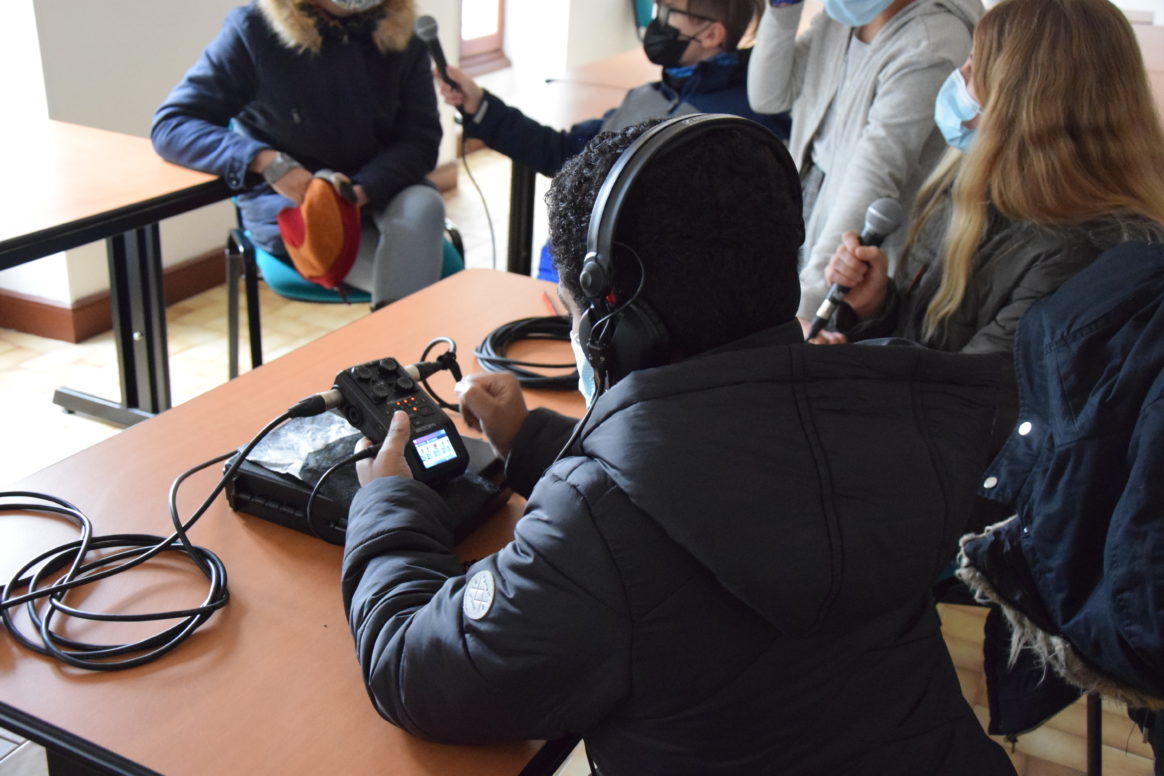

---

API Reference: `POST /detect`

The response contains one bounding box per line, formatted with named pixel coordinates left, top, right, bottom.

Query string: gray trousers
left=343, top=184, right=445, bottom=307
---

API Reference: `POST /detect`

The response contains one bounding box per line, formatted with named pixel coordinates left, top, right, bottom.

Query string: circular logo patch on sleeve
left=463, top=570, right=496, bottom=621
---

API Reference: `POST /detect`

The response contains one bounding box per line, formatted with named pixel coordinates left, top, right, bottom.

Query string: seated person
left=746, top=0, right=980, bottom=335
left=151, top=0, right=445, bottom=309
left=340, top=115, right=1015, bottom=775
left=434, top=0, right=790, bottom=179
left=820, top=0, right=1164, bottom=353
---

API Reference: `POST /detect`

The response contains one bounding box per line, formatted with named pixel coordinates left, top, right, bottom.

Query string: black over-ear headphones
left=576, top=113, right=795, bottom=392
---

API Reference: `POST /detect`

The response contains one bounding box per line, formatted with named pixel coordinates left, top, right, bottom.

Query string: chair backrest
left=633, top=0, right=651, bottom=28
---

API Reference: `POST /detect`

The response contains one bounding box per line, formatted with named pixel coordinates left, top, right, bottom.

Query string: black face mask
left=642, top=19, right=694, bottom=67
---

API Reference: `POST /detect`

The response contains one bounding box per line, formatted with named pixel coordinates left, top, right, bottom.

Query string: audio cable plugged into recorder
left=0, top=339, right=490, bottom=669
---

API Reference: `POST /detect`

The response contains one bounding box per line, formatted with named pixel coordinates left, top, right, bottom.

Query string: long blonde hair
left=921, top=0, right=1164, bottom=339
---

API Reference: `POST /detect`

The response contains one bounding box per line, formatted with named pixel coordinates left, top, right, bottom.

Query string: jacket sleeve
left=797, top=30, right=970, bottom=320
left=747, top=3, right=816, bottom=114
left=351, top=38, right=443, bottom=208
left=342, top=467, right=630, bottom=744
left=150, top=12, right=269, bottom=191
left=504, top=408, right=580, bottom=498
left=960, top=243, right=1100, bottom=355
left=834, top=280, right=904, bottom=341
left=463, top=91, right=605, bottom=177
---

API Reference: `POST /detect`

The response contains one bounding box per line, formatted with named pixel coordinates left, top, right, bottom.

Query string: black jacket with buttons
left=960, top=241, right=1164, bottom=708
left=342, top=323, right=1016, bottom=775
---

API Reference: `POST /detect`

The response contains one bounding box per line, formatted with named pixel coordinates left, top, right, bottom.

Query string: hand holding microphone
left=415, top=15, right=482, bottom=116
left=806, top=198, right=904, bottom=341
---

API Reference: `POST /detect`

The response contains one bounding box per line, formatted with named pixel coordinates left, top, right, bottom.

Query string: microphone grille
left=414, top=14, right=439, bottom=41
left=865, top=198, right=905, bottom=237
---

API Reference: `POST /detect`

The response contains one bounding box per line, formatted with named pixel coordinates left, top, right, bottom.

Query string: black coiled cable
left=0, top=412, right=289, bottom=670
left=473, top=316, right=577, bottom=390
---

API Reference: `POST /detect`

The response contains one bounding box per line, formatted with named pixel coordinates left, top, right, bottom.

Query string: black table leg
left=507, top=162, right=536, bottom=276
left=52, top=224, right=169, bottom=426
left=1087, top=692, right=1102, bottom=776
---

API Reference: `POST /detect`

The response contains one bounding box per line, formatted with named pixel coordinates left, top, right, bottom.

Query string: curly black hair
left=546, top=118, right=803, bottom=358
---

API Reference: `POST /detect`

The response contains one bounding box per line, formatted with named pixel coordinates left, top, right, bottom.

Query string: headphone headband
left=580, top=114, right=787, bottom=300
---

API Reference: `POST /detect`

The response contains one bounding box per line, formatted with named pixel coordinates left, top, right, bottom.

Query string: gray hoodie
left=747, top=0, right=981, bottom=320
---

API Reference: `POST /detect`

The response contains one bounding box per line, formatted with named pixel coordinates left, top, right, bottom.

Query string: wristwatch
left=261, top=152, right=303, bottom=185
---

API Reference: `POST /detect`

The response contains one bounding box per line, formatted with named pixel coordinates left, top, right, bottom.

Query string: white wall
left=0, top=1, right=63, bottom=301
left=502, top=0, right=639, bottom=89
left=564, top=0, right=639, bottom=70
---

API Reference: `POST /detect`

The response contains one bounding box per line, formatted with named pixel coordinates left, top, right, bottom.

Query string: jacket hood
left=886, top=0, right=982, bottom=37
left=257, top=0, right=416, bottom=54
left=573, top=325, right=1003, bottom=637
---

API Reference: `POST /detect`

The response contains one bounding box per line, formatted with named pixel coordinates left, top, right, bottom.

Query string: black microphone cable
left=414, top=14, right=497, bottom=270
left=419, top=336, right=463, bottom=411
left=304, top=443, right=379, bottom=541
left=474, top=316, right=577, bottom=390
left=553, top=241, right=648, bottom=462
left=458, top=130, right=498, bottom=271
left=0, top=391, right=344, bottom=671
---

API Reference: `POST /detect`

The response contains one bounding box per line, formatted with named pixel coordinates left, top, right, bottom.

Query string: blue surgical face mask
left=570, top=329, right=598, bottom=408
left=934, top=68, right=981, bottom=152
left=329, top=0, right=384, bottom=12
left=822, top=0, right=895, bottom=27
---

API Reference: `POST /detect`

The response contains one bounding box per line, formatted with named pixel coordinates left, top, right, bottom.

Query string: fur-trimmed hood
left=257, top=0, right=416, bottom=54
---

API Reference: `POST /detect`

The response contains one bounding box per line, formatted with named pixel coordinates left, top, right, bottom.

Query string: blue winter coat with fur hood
left=151, top=0, right=440, bottom=254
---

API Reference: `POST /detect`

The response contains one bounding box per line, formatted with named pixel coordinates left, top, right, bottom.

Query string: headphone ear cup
left=603, top=299, right=670, bottom=383
left=579, top=252, right=611, bottom=300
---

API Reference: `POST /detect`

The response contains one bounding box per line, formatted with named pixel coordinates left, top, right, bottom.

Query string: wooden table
left=0, top=270, right=581, bottom=776
left=504, top=48, right=659, bottom=275
left=0, top=120, right=231, bottom=426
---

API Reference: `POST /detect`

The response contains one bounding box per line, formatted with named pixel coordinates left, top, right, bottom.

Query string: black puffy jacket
left=342, top=322, right=1016, bottom=775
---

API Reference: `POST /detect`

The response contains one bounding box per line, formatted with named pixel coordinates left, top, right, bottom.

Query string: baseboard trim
left=0, top=248, right=225, bottom=344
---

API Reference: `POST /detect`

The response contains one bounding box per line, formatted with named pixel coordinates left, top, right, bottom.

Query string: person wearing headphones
left=152, top=0, right=445, bottom=309
left=341, top=116, right=1015, bottom=774
left=747, top=0, right=980, bottom=336
left=819, top=0, right=1164, bottom=353
left=433, top=0, right=789, bottom=179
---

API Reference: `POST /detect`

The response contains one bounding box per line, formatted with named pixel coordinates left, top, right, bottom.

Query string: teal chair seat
left=250, top=236, right=464, bottom=304
left=226, top=222, right=465, bottom=378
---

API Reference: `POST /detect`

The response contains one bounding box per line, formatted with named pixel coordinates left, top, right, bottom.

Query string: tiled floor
left=0, top=146, right=1155, bottom=775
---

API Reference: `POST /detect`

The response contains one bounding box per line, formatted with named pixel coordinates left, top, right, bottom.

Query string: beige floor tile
left=0, top=742, right=48, bottom=776
left=0, top=331, right=72, bottom=355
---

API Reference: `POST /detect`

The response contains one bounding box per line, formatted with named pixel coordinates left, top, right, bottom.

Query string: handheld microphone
left=805, top=197, right=904, bottom=341
left=544, top=77, right=629, bottom=91
left=414, top=15, right=459, bottom=92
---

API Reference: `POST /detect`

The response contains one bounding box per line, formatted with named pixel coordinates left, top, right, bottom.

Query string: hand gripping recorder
left=333, top=357, right=469, bottom=484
